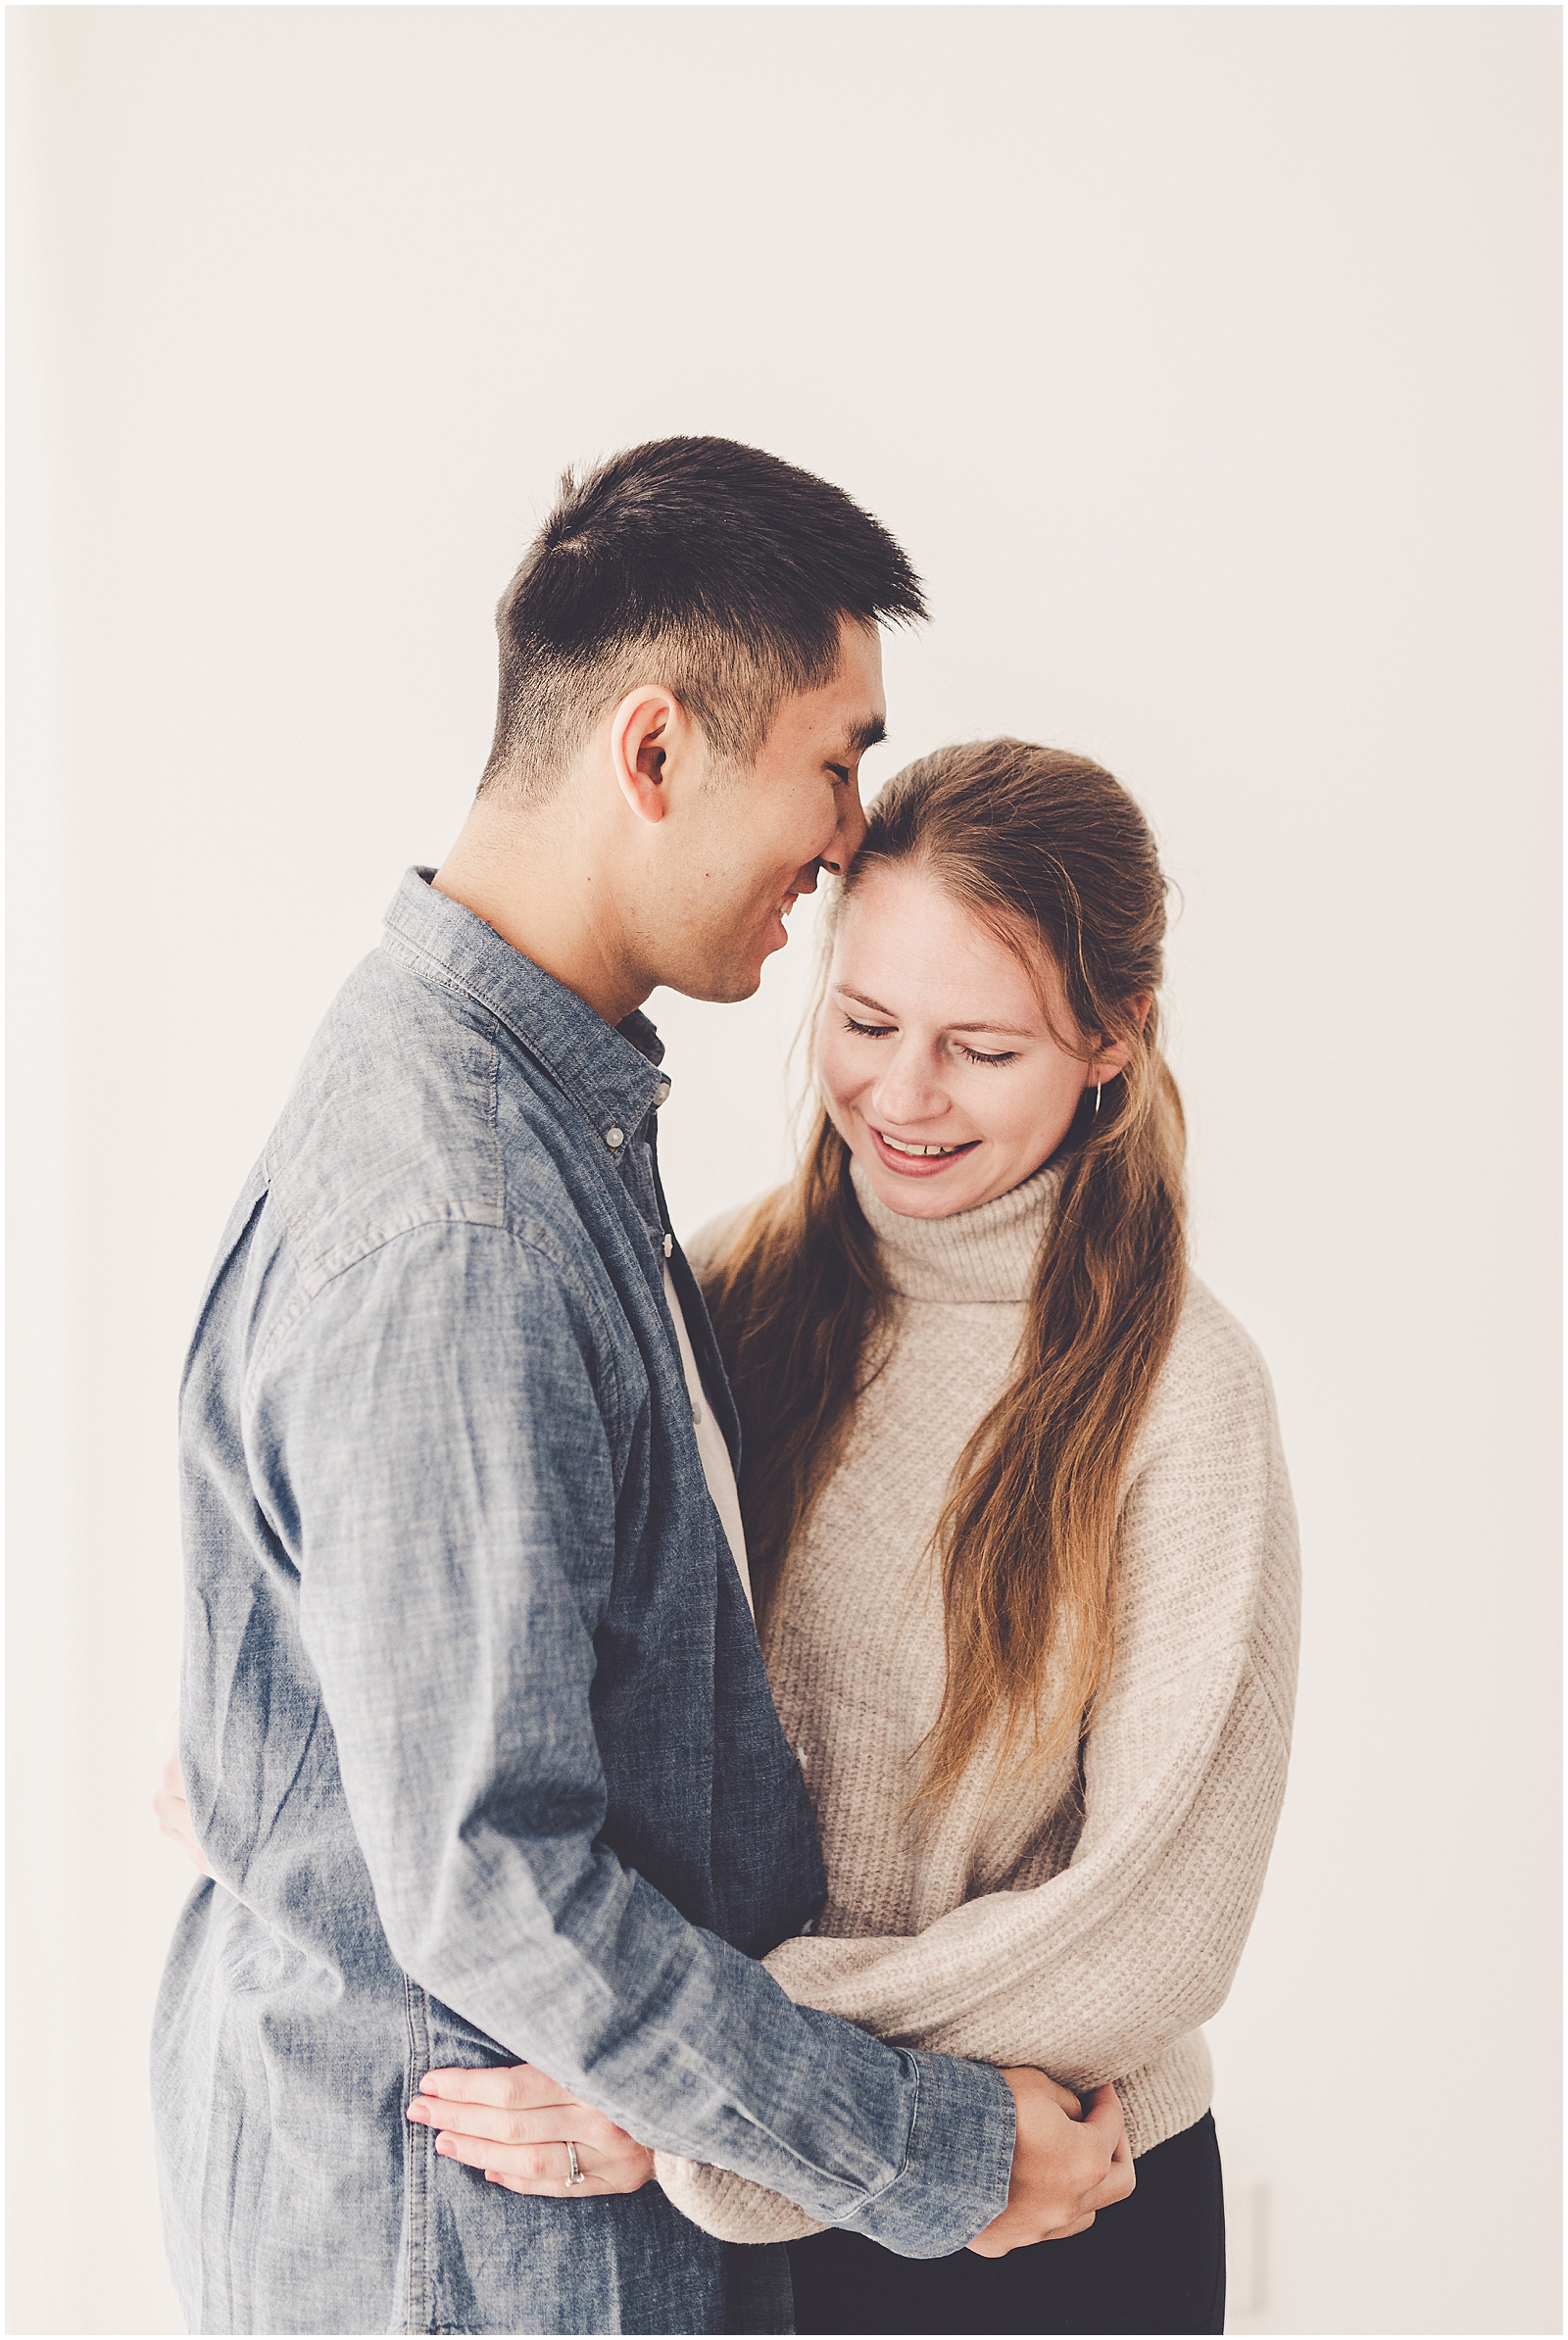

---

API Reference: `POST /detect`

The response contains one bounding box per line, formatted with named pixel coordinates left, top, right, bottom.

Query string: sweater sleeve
left=656, top=1286, right=1300, bottom=2242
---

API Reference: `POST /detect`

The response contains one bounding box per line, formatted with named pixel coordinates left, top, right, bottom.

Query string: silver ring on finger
left=564, top=2140, right=586, bottom=2186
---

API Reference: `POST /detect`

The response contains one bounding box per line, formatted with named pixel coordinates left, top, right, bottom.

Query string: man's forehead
left=791, top=686, right=885, bottom=756
left=828, top=615, right=885, bottom=732
left=785, top=619, right=886, bottom=750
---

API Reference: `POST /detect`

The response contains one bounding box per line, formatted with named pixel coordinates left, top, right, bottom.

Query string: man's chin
left=655, top=960, right=764, bottom=1007
left=662, top=938, right=778, bottom=1006
left=693, top=966, right=766, bottom=1005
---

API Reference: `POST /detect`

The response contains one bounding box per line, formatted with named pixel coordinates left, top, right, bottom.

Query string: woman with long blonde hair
left=266, top=739, right=1299, bottom=2334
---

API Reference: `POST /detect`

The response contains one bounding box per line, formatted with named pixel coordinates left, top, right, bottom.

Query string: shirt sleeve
left=657, top=1300, right=1300, bottom=2242
left=251, top=1218, right=1014, bottom=2257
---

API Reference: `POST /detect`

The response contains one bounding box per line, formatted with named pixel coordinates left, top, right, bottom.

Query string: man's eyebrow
left=842, top=715, right=887, bottom=757
left=834, top=986, right=1037, bottom=1040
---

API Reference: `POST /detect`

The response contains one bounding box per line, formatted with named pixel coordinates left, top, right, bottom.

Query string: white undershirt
left=662, top=1262, right=753, bottom=1614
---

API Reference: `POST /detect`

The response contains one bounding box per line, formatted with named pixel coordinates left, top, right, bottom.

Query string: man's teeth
left=879, top=1133, right=971, bottom=1157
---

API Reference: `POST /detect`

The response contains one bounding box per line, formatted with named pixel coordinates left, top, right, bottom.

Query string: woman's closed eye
left=842, top=1015, right=1018, bottom=1068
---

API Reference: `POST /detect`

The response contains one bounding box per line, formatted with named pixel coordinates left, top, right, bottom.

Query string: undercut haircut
left=478, top=437, right=926, bottom=804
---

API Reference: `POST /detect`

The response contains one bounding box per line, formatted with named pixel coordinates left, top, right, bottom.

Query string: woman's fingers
left=418, top=2063, right=572, bottom=2112
left=409, top=2059, right=656, bottom=2196
left=153, top=1711, right=213, bottom=1878
left=484, top=2165, right=651, bottom=2199
left=433, top=2128, right=599, bottom=2180
left=428, top=2124, right=656, bottom=2197
left=408, top=2094, right=629, bottom=2154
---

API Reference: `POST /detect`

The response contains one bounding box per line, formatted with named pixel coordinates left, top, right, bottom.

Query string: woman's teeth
left=879, top=1133, right=972, bottom=1157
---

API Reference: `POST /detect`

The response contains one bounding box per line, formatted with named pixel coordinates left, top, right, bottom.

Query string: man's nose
left=820, top=783, right=869, bottom=877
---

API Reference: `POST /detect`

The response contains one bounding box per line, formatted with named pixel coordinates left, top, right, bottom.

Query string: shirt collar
left=380, top=867, right=668, bottom=1146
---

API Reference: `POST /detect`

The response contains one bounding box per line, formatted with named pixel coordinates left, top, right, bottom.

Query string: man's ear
left=608, top=684, right=699, bottom=826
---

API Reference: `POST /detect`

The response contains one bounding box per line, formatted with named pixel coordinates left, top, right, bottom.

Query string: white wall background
left=7, top=8, right=1560, bottom=2334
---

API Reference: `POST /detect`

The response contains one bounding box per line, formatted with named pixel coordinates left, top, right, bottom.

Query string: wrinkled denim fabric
left=152, top=870, right=1014, bottom=2337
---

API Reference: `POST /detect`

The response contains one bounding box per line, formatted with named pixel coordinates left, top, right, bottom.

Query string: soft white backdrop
left=7, top=8, right=1560, bottom=2335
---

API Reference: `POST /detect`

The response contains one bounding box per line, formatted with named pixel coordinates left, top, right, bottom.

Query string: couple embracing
left=153, top=436, right=1298, bottom=2338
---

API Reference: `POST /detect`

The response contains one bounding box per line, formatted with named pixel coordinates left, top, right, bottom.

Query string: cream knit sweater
left=657, top=1160, right=1299, bottom=2245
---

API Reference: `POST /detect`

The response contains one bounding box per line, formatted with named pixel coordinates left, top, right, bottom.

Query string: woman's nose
left=869, top=1048, right=947, bottom=1128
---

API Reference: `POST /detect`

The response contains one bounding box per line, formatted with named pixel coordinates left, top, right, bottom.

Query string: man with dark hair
left=153, top=438, right=1117, bottom=2335
left=479, top=435, right=924, bottom=803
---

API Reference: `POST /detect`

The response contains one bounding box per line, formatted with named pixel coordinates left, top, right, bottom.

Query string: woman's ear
left=1085, top=995, right=1152, bottom=1086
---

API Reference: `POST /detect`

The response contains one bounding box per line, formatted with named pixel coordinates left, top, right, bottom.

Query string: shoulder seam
left=245, top=1215, right=626, bottom=1445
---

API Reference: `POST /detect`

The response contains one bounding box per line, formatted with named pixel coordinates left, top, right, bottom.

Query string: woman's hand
left=409, top=2064, right=655, bottom=2198
left=154, top=1708, right=212, bottom=1878
left=967, top=2072, right=1133, bottom=2254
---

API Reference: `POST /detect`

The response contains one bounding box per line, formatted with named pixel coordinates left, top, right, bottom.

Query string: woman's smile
left=870, top=1126, right=982, bottom=1175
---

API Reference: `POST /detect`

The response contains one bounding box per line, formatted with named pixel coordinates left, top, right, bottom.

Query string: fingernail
left=407, top=2104, right=428, bottom=2123
left=435, top=2137, right=454, bottom=2156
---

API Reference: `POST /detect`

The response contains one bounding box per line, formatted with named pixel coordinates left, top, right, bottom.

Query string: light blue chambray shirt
left=152, top=870, right=1014, bottom=2337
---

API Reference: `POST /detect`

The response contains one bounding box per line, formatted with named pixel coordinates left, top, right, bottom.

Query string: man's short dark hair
left=479, top=437, right=926, bottom=802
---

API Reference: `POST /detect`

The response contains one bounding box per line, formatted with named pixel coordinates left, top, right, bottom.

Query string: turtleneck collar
left=850, top=1155, right=1059, bottom=1305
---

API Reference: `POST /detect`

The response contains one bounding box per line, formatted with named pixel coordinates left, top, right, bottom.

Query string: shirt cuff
left=836, top=2050, right=1015, bottom=2259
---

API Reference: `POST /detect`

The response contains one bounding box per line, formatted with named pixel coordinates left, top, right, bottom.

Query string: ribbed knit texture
left=657, top=1162, right=1299, bottom=2245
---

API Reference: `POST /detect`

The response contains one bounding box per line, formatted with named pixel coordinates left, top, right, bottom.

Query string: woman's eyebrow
left=948, top=1020, right=1037, bottom=1039
left=835, top=987, right=1037, bottom=1040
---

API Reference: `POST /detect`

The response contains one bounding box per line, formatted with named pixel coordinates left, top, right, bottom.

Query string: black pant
left=786, top=2112, right=1225, bottom=2337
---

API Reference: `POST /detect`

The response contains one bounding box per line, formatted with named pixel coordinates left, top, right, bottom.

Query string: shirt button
left=662, top=1233, right=673, bottom=1258
left=605, top=1127, right=624, bottom=1150
left=654, top=1077, right=672, bottom=1105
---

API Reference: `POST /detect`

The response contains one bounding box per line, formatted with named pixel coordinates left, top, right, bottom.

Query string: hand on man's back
left=153, top=1708, right=211, bottom=1879
left=967, top=2071, right=1134, bottom=2255
left=408, top=2063, right=655, bottom=2197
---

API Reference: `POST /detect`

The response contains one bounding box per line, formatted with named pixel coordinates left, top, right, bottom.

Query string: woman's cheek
left=815, top=1031, right=858, bottom=1118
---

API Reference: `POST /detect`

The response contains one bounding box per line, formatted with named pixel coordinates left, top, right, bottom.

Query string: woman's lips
left=869, top=1126, right=981, bottom=1178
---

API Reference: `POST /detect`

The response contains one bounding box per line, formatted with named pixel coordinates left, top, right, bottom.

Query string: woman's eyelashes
left=840, top=1016, right=1017, bottom=1069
